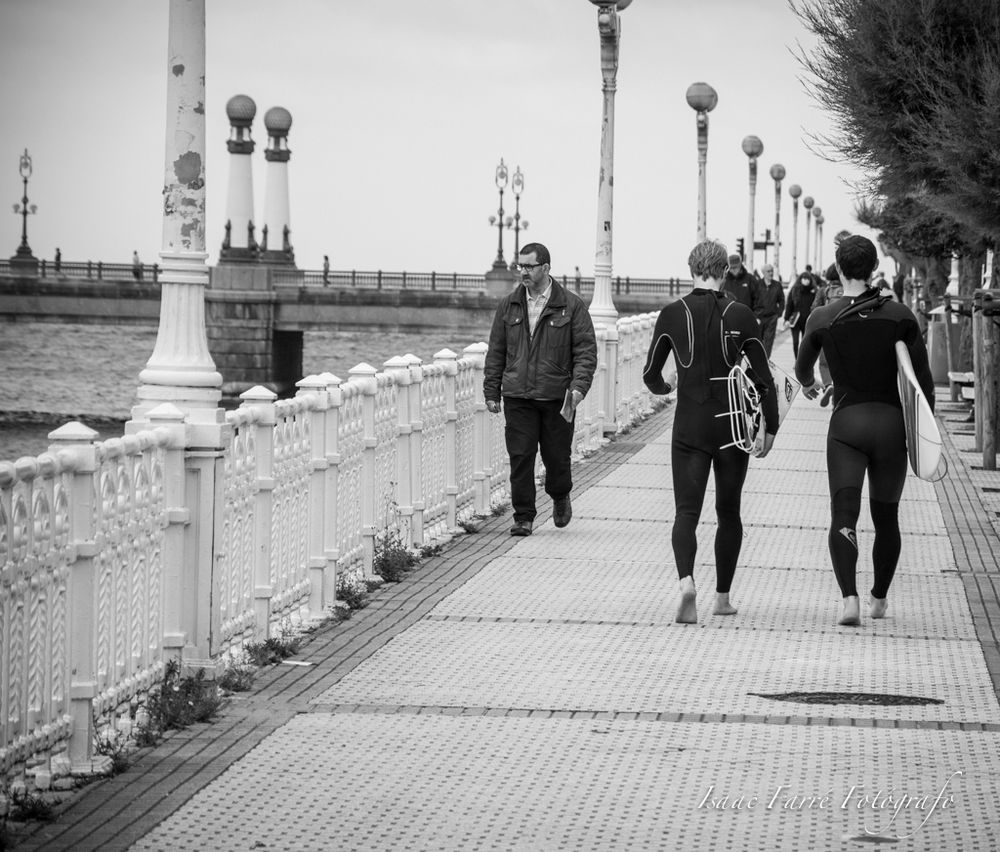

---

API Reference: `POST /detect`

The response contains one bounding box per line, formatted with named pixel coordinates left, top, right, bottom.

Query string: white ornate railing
left=0, top=318, right=662, bottom=780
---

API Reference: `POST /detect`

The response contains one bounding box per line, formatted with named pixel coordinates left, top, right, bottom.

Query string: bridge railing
left=0, top=315, right=663, bottom=783
left=0, top=258, right=159, bottom=283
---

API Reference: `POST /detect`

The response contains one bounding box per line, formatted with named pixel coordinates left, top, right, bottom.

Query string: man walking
left=757, top=263, right=785, bottom=356
left=722, top=252, right=765, bottom=321
left=484, top=242, right=597, bottom=536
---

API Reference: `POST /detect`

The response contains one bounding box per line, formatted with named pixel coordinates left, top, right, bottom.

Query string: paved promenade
left=13, top=337, right=1000, bottom=851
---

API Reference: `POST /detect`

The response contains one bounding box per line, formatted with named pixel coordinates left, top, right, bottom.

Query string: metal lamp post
left=686, top=82, right=718, bottom=241
left=507, top=166, right=529, bottom=270
left=588, top=0, right=633, bottom=325
left=802, top=195, right=814, bottom=276
left=811, top=207, right=823, bottom=271
left=11, top=148, right=39, bottom=273
left=742, top=135, right=763, bottom=270
left=788, top=184, right=801, bottom=278
left=769, top=164, right=785, bottom=279
left=488, top=158, right=510, bottom=271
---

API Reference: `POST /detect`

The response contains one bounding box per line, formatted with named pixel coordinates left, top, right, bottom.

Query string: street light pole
left=788, top=184, right=801, bottom=278
left=10, top=148, right=39, bottom=273
left=489, top=158, right=510, bottom=270
left=588, top=0, right=633, bottom=325
left=810, top=206, right=822, bottom=271
left=769, top=164, right=785, bottom=280
left=814, top=213, right=825, bottom=272
left=742, top=135, right=763, bottom=270
left=507, top=166, right=529, bottom=268
left=802, top=195, right=814, bottom=276
left=686, top=82, right=718, bottom=242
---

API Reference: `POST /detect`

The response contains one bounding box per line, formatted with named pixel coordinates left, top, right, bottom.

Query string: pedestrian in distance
left=323, top=254, right=330, bottom=285
left=483, top=242, right=598, bottom=537
left=642, top=239, right=779, bottom=624
left=54, top=247, right=61, bottom=273
left=757, top=263, right=785, bottom=356
left=783, top=267, right=820, bottom=357
left=794, top=235, right=934, bottom=627
left=722, top=252, right=766, bottom=321
left=132, top=250, right=142, bottom=282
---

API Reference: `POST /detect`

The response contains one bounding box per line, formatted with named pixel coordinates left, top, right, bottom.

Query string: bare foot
left=676, top=577, right=697, bottom=624
left=713, top=592, right=737, bottom=616
left=870, top=595, right=888, bottom=619
left=838, top=595, right=861, bottom=626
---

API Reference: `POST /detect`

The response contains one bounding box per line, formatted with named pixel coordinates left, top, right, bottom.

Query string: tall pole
left=686, top=82, right=717, bottom=242
left=588, top=0, right=633, bottom=325
left=742, top=135, right=763, bottom=270
left=810, top=205, right=822, bottom=271
left=769, top=164, right=785, bottom=280
left=511, top=166, right=524, bottom=262
left=490, top=158, right=508, bottom=270
left=802, top=196, right=814, bottom=276
left=788, top=185, right=801, bottom=278
left=133, top=0, right=222, bottom=421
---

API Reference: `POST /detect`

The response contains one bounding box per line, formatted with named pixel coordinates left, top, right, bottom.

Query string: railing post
left=45, top=422, right=108, bottom=774
left=434, top=349, right=459, bottom=529
left=600, top=321, right=619, bottom=437
left=463, top=343, right=490, bottom=515
left=86, top=260, right=93, bottom=279
left=973, top=292, right=984, bottom=454
left=349, top=364, right=379, bottom=575
left=593, top=324, right=609, bottom=444
left=319, top=372, right=342, bottom=603
left=141, top=404, right=188, bottom=663
left=295, top=375, right=331, bottom=619
left=981, top=290, right=999, bottom=470
left=405, top=354, right=425, bottom=545
left=239, top=385, right=277, bottom=640
left=383, top=357, right=414, bottom=547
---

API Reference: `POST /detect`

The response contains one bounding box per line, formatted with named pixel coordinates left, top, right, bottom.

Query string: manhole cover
left=749, top=691, right=943, bottom=706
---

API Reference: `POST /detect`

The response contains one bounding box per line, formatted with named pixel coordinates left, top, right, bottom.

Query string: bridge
left=0, top=259, right=686, bottom=396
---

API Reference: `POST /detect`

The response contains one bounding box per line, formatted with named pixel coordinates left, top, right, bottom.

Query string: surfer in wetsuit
left=643, top=240, right=779, bottom=624
left=794, top=235, right=934, bottom=627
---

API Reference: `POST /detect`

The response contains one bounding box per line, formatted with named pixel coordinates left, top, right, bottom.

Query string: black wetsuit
left=794, top=289, right=934, bottom=599
left=643, top=289, right=779, bottom=593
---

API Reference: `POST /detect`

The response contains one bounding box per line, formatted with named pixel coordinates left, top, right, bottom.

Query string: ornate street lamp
left=788, top=184, right=802, bottom=278
left=769, top=164, right=785, bottom=280
left=810, top=206, right=822, bottom=271
left=686, top=82, right=718, bottom=241
left=11, top=148, right=38, bottom=273
left=507, top=166, right=530, bottom=270
left=814, top=213, right=825, bottom=272
left=488, top=158, right=511, bottom=271
left=802, top=195, right=814, bottom=276
left=588, top=0, right=633, bottom=325
left=742, top=135, right=763, bottom=269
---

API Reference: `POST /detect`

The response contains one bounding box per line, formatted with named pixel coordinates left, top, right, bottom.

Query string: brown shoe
left=553, top=495, right=572, bottom=528
left=510, top=520, right=533, bottom=536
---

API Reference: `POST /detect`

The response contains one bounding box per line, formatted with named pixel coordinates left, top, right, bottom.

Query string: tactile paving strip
left=518, top=519, right=956, bottom=574
left=426, top=557, right=975, bottom=639
left=309, top=620, right=998, bottom=724
left=127, top=714, right=1000, bottom=852
left=574, top=484, right=947, bottom=534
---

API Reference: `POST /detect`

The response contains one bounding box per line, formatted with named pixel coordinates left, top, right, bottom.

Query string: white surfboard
left=895, top=341, right=943, bottom=480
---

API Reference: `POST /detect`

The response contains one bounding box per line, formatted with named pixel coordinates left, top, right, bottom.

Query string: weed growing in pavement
left=243, top=633, right=302, bottom=667
left=457, top=518, right=479, bottom=534
left=373, top=493, right=419, bottom=583
left=419, top=542, right=443, bottom=558
left=217, top=654, right=257, bottom=693
left=336, top=571, right=372, bottom=610
left=491, top=500, right=511, bottom=517
left=134, top=660, right=221, bottom=746
left=94, top=728, right=131, bottom=775
left=4, top=787, right=54, bottom=823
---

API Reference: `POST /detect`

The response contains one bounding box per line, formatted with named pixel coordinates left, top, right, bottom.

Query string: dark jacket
left=758, top=278, right=785, bottom=321
left=723, top=265, right=766, bottom=320
left=784, top=274, right=819, bottom=330
left=484, top=277, right=598, bottom=402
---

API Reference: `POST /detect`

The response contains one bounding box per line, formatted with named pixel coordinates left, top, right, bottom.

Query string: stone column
left=220, top=94, right=258, bottom=262
left=260, top=106, right=295, bottom=266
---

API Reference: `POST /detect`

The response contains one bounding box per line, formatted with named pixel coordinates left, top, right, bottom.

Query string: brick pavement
left=10, top=336, right=1000, bottom=851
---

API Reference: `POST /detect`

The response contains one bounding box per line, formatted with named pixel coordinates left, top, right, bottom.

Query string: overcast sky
left=1, top=0, right=885, bottom=283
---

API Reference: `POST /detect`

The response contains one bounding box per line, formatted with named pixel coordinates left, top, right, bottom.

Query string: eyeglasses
left=516, top=262, right=543, bottom=272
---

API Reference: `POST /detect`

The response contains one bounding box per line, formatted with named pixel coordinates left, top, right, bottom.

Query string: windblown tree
left=792, top=0, right=1000, bottom=299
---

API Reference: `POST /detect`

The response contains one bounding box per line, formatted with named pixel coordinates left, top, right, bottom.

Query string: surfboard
left=749, top=359, right=801, bottom=456
left=895, top=341, right=943, bottom=480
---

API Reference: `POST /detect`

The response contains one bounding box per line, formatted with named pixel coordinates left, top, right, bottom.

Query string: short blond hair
left=688, top=240, right=729, bottom=281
